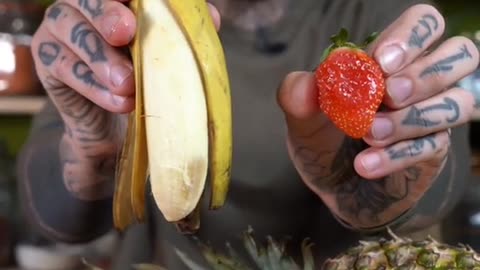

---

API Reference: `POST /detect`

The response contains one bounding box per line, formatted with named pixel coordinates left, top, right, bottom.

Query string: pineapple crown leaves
left=192, top=226, right=316, bottom=270
left=319, top=27, right=379, bottom=63
left=84, top=226, right=480, bottom=270
left=242, top=227, right=315, bottom=270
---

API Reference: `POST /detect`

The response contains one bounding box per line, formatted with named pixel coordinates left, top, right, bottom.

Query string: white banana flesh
left=140, top=0, right=209, bottom=222
left=114, top=0, right=232, bottom=230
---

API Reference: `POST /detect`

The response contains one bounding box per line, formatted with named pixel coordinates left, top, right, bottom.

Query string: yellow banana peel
left=113, top=0, right=232, bottom=232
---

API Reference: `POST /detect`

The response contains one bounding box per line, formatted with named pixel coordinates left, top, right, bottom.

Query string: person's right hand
left=30, top=0, right=221, bottom=200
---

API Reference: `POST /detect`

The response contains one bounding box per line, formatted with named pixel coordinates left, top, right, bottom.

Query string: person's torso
left=141, top=0, right=469, bottom=268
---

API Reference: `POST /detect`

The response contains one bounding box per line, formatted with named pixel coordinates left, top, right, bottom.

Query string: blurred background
left=0, top=0, right=477, bottom=269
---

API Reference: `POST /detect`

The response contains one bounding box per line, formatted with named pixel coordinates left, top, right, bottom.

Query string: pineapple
left=196, top=227, right=480, bottom=270
left=84, top=227, right=480, bottom=270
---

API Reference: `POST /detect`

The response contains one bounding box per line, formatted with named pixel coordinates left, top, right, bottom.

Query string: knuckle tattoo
left=38, top=41, right=62, bottom=67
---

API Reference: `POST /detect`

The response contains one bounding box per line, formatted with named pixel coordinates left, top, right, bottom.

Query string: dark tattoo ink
left=38, top=42, right=61, bottom=66
left=420, top=45, right=473, bottom=78
left=336, top=166, right=420, bottom=224
left=47, top=5, right=62, bottom=20
left=71, top=22, right=107, bottom=63
left=301, top=137, right=424, bottom=226
left=386, top=135, right=436, bottom=160
left=294, top=146, right=331, bottom=178
left=78, top=0, right=103, bottom=18
left=60, top=138, right=114, bottom=201
left=48, top=85, right=116, bottom=153
left=409, top=14, right=439, bottom=49
left=402, top=97, right=460, bottom=127
left=72, top=61, right=107, bottom=90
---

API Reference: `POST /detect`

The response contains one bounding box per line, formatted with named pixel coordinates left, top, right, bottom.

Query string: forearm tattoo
left=59, top=133, right=115, bottom=201
left=38, top=42, right=61, bottom=66
left=73, top=61, right=108, bottom=90
left=44, top=77, right=117, bottom=201
left=47, top=5, right=62, bottom=20
left=297, top=137, right=421, bottom=225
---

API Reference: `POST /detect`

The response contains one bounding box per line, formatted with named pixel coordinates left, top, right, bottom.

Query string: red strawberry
left=314, top=28, right=385, bottom=139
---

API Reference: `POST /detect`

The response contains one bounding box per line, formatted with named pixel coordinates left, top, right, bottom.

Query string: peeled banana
left=113, top=0, right=233, bottom=232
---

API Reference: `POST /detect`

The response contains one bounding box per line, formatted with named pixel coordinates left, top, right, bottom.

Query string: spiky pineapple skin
left=322, top=236, right=480, bottom=270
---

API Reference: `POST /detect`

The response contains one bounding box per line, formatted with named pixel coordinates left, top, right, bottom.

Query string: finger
left=384, top=36, right=480, bottom=108
left=364, top=87, right=474, bottom=147
left=43, top=4, right=134, bottom=97
left=207, top=2, right=221, bottom=31
left=46, top=0, right=136, bottom=47
left=355, top=131, right=449, bottom=179
left=367, top=4, right=445, bottom=75
left=276, top=71, right=335, bottom=137
left=32, top=26, right=134, bottom=113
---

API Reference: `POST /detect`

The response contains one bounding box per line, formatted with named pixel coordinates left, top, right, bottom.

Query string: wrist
left=59, top=134, right=116, bottom=201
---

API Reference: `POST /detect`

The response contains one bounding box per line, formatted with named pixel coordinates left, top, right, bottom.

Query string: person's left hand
left=277, top=4, right=479, bottom=228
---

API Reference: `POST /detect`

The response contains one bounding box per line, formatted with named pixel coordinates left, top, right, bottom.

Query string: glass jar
left=0, top=0, right=46, bottom=96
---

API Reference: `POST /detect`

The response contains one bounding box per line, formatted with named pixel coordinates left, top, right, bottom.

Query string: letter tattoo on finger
left=78, top=0, right=103, bottom=18
left=38, top=42, right=61, bottom=66
left=409, top=14, right=439, bottom=49
left=47, top=5, right=62, bottom=20
left=73, top=61, right=107, bottom=90
left=420, top=45, right=473, bottom=78
left=71, top=22, right=107, bottom=63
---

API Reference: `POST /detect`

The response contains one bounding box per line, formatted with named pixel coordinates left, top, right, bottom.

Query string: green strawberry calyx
left=319, top=28, right=379, bottom=63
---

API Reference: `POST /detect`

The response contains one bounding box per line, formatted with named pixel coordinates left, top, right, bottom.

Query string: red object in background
left=0, top=33, right=44, bottom=96
left=0, top=0, right=46, bottom=97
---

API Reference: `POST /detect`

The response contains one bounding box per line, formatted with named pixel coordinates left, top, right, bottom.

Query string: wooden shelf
left=0, top=96, right=47, bottom=115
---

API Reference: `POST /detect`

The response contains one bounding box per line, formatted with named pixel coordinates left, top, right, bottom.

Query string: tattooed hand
left=30, top=0, right=220, bottom=201
left=277, top=4, right=480, bottom=230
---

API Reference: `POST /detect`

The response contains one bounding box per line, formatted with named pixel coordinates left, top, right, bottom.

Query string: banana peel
left=113, top=0, right=233, bottom=233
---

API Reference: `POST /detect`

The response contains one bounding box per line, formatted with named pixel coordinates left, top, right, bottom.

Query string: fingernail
left=378, top=45, right=405, bottom=73
left=102, top=15, right=120, bottom=37
left=111, top=94, right=126, bottom=105
left=111, top=64, right=132, bottom=87
left=361, top=153, right=381, bottom=172
left=371, top=117, right=393, bottom=140
left=387, top=77, right=413, bottom=104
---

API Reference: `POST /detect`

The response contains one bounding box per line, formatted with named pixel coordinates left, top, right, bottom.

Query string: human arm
left=16, top=100, right=116, bottom=243
left=18, top=0, right=221, bottom=243
left=277, top=3, right=479, bottom=233
left=16, top=0, right=137, bottom=243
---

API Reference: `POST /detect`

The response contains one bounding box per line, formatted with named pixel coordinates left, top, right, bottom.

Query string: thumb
left=278, top=71, right=346, bottom=194
left=277, top=71, right=331, bottom=137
